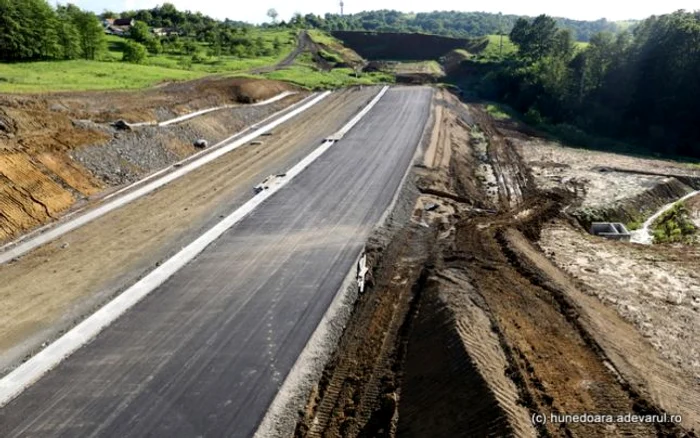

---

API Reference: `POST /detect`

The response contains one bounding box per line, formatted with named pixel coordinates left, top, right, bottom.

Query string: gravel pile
left=71, top=96, right=304, bottom=186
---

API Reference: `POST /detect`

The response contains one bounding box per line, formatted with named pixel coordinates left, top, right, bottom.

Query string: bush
left=626, top=220, right=642, bottom=231
left=122, top=41, right=148, bottom=64
left=651, top=202, right=697, bottom=244
left=318, top=49, right=343, bottom=64
left=177, top=57, right=193, bottom=69
left=183, top=41, right=198, bottom=55
left=144, top=38, right=162, bottom=55
left=524, top=107, right=544, bottom=125
left=191, top=52, right=206, bottom=63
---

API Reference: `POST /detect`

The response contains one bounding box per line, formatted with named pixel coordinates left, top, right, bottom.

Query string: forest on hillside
left=0, top=0, right=106, bottom=61
left=480, top=11, right=700, bottom=158
left=0, top=1, right=283, bottom=62
left=312, top=10, right=623, bottom=41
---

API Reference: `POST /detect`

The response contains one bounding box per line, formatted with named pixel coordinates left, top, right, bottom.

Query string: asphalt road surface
left=0, top=86, right=432, bottom=437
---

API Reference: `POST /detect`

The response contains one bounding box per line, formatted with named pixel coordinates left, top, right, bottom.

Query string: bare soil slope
left=332, top=31, right=472, bottom=61
left=0, top=77, right=299, bottom=242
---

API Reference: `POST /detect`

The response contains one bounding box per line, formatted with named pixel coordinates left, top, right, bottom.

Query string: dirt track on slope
left=293, top=89, right=698, bottom=437
left=0, top=87, right=380, bottom=375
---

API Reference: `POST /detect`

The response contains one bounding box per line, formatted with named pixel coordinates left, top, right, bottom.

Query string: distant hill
left=315, top=10, right=633, bottom=42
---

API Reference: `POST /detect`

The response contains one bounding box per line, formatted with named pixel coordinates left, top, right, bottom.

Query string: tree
left=122, top=40, right=147, bottom=63
left=510, top=15, right=559, bottom=60
left=267, top=8, right=278, bottom=24
left=129, top=21, right=151, bottom=43
left=183, top=40, right=198, bottom=55
left=144, top=37, right=162, bottom=54
left=68, top=8, right=106, bottom=60
left=55, top=11, right=81, bottom=59
left=0, top=0, right=27, bottom=60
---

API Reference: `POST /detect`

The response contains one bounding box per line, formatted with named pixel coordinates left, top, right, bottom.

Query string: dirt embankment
left=294, top=89, right=698, bottom=437
left=0, top=77, right=301, bottom=243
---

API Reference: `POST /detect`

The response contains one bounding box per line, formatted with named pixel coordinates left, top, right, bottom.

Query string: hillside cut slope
left=0, top=78, right=298, bottom=243
left=332, top=31, right=473, bottom=60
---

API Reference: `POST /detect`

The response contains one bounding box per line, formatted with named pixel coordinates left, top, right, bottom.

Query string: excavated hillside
left=0, top=77, right=302, bottom=243
left=332, top=31, right=474, bottom=61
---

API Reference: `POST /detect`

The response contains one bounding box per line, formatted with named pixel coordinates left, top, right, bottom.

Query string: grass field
left=263, top=65, right=392, bottom=89
left=0, top=61, right=206, bottom=92
left=0, top=29, right=297, bottom=93
left=390, top=61, right=444, bottom=75
left=478, top=34, right=588, bottom=60
left=307, top=29, right=337, bottom=47
left=480, top=35, right=518, bottom=59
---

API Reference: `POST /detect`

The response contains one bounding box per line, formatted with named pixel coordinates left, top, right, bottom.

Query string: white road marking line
left=0, top=86, right=389, bottom=408
left=254, top=87, right=432, bottom=438
left=0, top=92, right=331, bottom=266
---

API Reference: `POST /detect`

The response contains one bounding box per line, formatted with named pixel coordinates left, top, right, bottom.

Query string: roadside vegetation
left=264, top=66, right=390, bottom=89
left=652, top=202, right=698, bottom=244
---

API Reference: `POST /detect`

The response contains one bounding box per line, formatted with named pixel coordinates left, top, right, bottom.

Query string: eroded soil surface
left=0, top=77, right=301, bottom=242
left=294, top=89, right=699, bottom=437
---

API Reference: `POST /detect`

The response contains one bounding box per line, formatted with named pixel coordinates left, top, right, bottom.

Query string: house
left=112, top=18, right=135, bottom=27
left=151, top=27, right=182, bottom=37
left=103, top=18, right=134, bottom=36
left=102, top=18, right=136, bottom=36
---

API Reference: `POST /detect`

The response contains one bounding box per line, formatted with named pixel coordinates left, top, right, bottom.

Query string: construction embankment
left=293, top=89, right=700, bottom=437
left=0, top=77, right=301, bottom=243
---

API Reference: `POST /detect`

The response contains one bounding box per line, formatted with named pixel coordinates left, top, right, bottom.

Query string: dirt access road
left=295, top=89, right=698, bottom=437
left=0, top=86, right=381, bottom=375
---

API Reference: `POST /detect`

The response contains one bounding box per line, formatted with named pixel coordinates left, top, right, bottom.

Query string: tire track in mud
left=396, top=267, right=534, bottom=438
left=293, top=90, right=694, bottom=438
left=454, top=206, right=658, bottom=437
left=298, top=225, right=433, bottom=438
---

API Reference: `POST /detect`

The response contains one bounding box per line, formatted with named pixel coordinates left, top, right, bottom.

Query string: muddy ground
left=0, top=77, right=301, bottom=242
left=294, top=89, right=699, bottom=437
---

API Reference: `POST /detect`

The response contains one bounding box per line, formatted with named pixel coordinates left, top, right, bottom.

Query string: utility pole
left=499, top=13, right=504, bottom=57
left=340, top=1, right=344, bottom=16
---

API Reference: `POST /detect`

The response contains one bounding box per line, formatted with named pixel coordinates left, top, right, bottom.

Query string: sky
left=71, top=0, right=698, bottom=24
